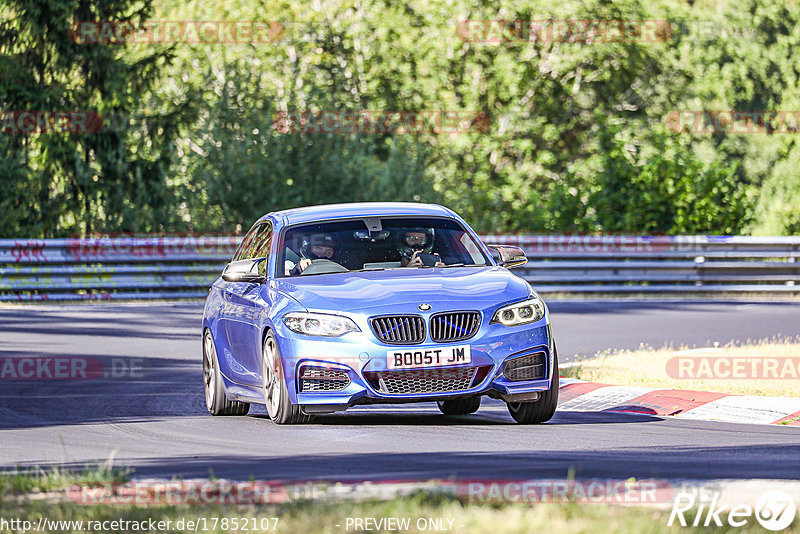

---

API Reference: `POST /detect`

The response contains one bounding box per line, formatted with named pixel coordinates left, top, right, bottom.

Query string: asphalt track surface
left=1, top=301, right=799, bottom=482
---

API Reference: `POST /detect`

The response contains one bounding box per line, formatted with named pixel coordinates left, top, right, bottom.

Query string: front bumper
left=273, top=318, right=554, bottom=412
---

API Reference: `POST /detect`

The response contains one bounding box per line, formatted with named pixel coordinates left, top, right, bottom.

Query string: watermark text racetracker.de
left=667, top=110, right=800, bottom=134
left=65, top=478, right=672, bottom=507
left=477, top=233, right=739, bottom=254
left=0, top=111, right=189, bottom=135
left=3, top=234, right=239, bottom=264
left=68, top=20, right=285, bottom=44
left=457, top=19, right=756, bottom=45
left=460, top=478, right=673, bottom=504
left=272, top=110, right=491, bottom=135
left=69, top=480, right=283, bottom=505
left=0, top=111, right=103, bottom=134
left=1, top=110, right=491, bottom=136
left=63, top=233, right=239, bottom=260
left=0, top=516, right=279, bottom=533
left=457, top=19, right=671, bottom=43
left=666, top=356, right=800, bottom=380
left=0, top=357, right=144, bottom=380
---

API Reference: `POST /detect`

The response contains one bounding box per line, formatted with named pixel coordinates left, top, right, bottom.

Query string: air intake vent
left=370, top=315, right=426, bottom=345
left=365, top=367, right=477, bottom=395
left=298, top=366, right=350, bottom=392
left=504, top=352, right=546, bottom=381
left=429, top=311, right=480, bottom=342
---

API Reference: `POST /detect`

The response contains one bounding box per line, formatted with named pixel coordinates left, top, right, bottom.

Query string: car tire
left=203, top=329, right=250, bottom=416
left=262, top=331, right=312, bottom=425
left=437, top=396, right=481, bottom=415
left=506, top=346, right=559, bottom=424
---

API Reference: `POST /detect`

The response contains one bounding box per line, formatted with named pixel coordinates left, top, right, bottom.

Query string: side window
left=250, top=222, right=273, bottom=259
left=232, top=225, right=259, bottom=262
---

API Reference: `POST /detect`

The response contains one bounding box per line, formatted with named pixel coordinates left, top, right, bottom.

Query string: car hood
left=271, top=266, right=531, bottom=313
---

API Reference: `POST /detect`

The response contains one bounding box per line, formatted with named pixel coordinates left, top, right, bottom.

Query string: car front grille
left=365, top=367, right=480, bottom=395
left=298, top=366, right=350, bottom=392
left=429, top=311, right=481, bottom=342
left=504, top=352, right=547, bottom=381
left=370, top=315, right=426, bottom=345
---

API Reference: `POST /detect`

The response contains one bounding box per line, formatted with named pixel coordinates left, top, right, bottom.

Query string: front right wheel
left=262, top=332, right=312, bottom=424
left=506, top=347, right=559, bottom=424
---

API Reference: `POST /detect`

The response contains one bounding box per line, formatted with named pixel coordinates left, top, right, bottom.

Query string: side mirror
left=486, top=244, right=527, bottom=269
left=222, top=258, right=266, bottom=283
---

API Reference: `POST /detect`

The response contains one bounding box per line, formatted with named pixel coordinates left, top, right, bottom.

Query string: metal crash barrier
left=1, top=235, right=799, bottom=301
left=0, top=236, right=238, bottom=302
left=485, top=235, right=800, bottom=294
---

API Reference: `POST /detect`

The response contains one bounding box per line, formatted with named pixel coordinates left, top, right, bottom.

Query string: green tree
left=590, top=123, right=749, bottom=234
left=0, top=0, right=187, bottom=236
left=180, top=64, right=435, bottom=231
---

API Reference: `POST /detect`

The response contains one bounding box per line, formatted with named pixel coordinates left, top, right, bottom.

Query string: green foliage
left=590, top=122, right=749, bottom=234
left=1, top=0, right=799, bottom=236
left=0, top=0, right=187, bottom=236
left=178, top=64, right=435, bottom=231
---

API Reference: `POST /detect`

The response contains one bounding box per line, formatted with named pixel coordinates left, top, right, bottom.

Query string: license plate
left=387, top=345, right=471, bottom=370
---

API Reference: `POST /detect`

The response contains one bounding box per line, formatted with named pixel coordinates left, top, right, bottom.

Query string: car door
left=219, top=222, right=272, bottom=386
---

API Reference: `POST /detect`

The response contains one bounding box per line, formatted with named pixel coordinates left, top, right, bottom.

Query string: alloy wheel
left=203, top=332, right=216, bottom=411
left=262, top=336, right=281, bottom=419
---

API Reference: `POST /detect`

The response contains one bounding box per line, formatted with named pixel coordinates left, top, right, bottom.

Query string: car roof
left=264, top=202, right=456, bottom=226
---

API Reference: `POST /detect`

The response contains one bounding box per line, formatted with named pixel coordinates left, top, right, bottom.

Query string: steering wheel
left=300, top=258, right=349, bottom=275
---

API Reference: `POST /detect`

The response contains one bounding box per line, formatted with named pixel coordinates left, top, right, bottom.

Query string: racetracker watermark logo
left=272, top=110, right=491, bottom=134
left=2, top=235, right=239, bottom=264
left=0, top=111, right=103, bottom=134
left=477, top=234, right=732, bottom=254
left=666, top=356, right=800, bottom=380
left=669, top=489, right=797, bottom=530
left=667, top=110, right=800, bottom=134
left=64, top=233, right=240, bottom=260
left=457, top=19, right=671, bottom=43
left=0, top=357, right=144, bottom=380
left=458, top=479, right=674, bottom=504
left=69, top=480, right=285, bottom=505
left=0, top=111, right=175, bottom=135
left=69, top=21, right=285, bottom=44
left=0, top=111, right=192, bottom=136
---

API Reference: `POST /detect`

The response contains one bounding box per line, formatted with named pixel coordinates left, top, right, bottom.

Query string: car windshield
left=279, top=217, right=489, bottom=277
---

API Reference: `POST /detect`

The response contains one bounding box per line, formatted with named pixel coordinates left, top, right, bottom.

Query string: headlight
left=491, top=297, right=545, bottom=326
left=283, top=312, right=360, bottom=337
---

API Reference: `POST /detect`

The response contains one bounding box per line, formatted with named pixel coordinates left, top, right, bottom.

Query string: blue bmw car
left=202, top=202, right=559, bottom=424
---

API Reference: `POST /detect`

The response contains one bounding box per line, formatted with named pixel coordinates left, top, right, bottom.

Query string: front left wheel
left=506, top=346, right=559, bottom=424
left=262, top=332, right=312, bottom=424
left=203, top=329, right=250, bottom=416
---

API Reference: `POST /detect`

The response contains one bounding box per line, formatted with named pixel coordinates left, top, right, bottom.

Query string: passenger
left=396, top=228, right=444, bottom=267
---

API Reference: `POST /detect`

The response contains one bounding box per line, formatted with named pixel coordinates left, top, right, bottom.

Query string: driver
left=397, top=228, right=444, bottom=267
left=286, top=234, right=339, bottom=275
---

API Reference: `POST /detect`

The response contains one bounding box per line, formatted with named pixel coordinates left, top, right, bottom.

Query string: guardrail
left=1, top=235, right=798, bottom=301
left=0, top=236, right=236, bottom=302
left=483, top=235, right=800, bottom=294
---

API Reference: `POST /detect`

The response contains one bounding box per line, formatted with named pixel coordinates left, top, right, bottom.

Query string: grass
left=3, top=492, right=798, bottom=534
left=0, top=464, right=129, bottom=495
left=561, top=336, right=800, bottom=397
left=2, top=470, right=798, bottom=533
